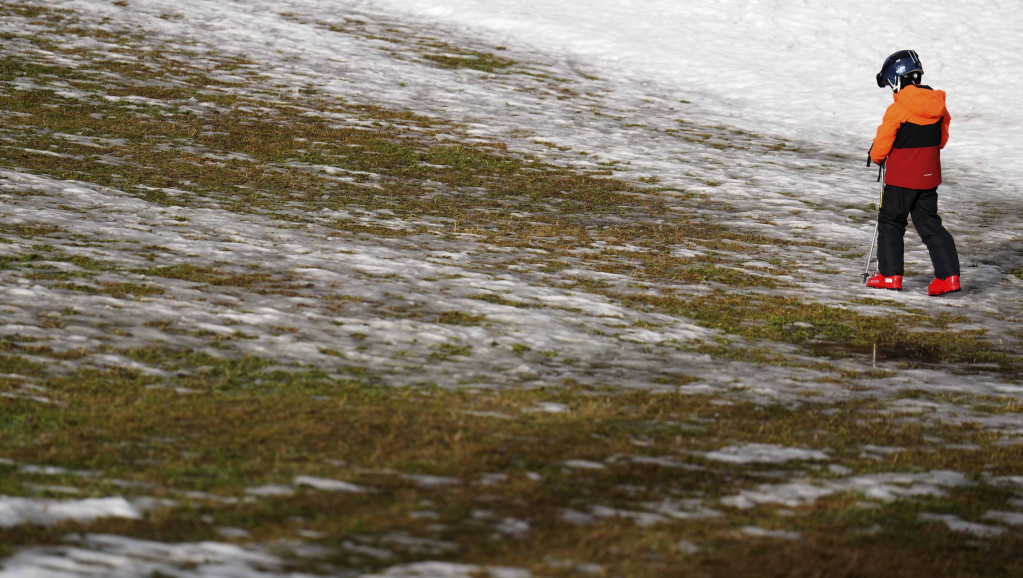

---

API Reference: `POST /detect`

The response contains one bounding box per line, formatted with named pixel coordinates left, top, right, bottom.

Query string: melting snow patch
left=403, top=474, right=461, bottom=488
left=244, top=483, right=296, bottom=496
left=859, top=444, right=904, bottom=460
left=477, top=473, right=508, bottom=486
left=495, top=517, right=531, bottom=538
left=721, top=482, right=836, bottom=510
left=460, top=410, right=513, bottom=419
left=670, top=246, right=703, bottom=259
left=362, top=562, right=532, bottom=577
left=23, top=484, right=81, bottom=495
left=739, top=526, right=802, bottom=540
left=526, top=402, right=570, bottom=414
left=560, top=509, right=595, bottom=526
left=920, top=513, right=1006, bottom=537
left=294, top=476, right=366, bottom=493
left=378, top=533, right=458, bottom=556
left=1, top=386, right=59, bottom=405
left=843, top=471, right=968, bottom=502
left=0, top=496, right=139, bottom=528
left=562, top=460, right=606, bottom=470
left=90, top=354, right=173, bottom=377
left=702, top=443, right=829, bottom=464
left=591, top=505, right=671, bottom=527
left=983, top=510, right=1023, bottom=526
left=676, top=540, right=702, bottom=554
left=721, top=471, right=971, bottom=509
left=626, top=455, right=700, bottom=469
left=0, top=534, right=319, bottom=578
left=216, top=526, right=251, bottom=539
left=643, top=499, right=723, bottom=521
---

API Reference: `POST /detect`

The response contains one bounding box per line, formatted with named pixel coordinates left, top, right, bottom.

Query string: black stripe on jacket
left=892, top=119, right=943, bottom=149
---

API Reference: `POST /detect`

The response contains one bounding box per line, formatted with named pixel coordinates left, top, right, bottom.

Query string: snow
left=0, top=497, right=140, bottom=528
left=701, top=443, right=830, bottom=464
left=293, top=475, right=368, bottom=493
left=0, top=535, right=321, bottom=578
left=361, top=562, right=532, bottom=578
left=721, top=470, right=971, bottom=509
left=919, top=513, right=1006, bottom=537
left=739, top=526, right=802, bottom=541
left=983, top=510, right=1023, bottom=526
left=245, top=484, right=297, bottom=497
left=2, top=0, right=1022, bottom=401
left=3, top=0, right=1023, bottom=573
left=562, top=460, right=607, bottom=470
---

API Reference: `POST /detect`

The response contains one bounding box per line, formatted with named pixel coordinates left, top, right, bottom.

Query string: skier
left=866, top=50, right=961, bottom=296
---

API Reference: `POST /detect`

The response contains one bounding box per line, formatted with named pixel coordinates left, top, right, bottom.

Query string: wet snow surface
left=2, top=0, right=1020, bottom=397
left=2, top=0, right=1023, bottom=575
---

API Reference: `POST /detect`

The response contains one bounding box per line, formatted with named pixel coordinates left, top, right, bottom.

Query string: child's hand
left=867, top=147, right=885, bottom=167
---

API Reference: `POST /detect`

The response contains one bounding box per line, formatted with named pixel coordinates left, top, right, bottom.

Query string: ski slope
left=3, top=0, right=1023, bottom=575
left=35, top=0, right=1023, bottom=379
left=369, top=0, right=1023, bottom=186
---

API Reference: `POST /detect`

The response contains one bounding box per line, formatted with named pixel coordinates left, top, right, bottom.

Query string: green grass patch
left=621, top=290, right=1020, bottom=374
left=136, top=263, right=275, bottom=287
left=435, top=310, right=486, bottom=325
left=3, top=356, right=1023, bottom=574
left=422, top=50, right=516, bottom=73
left=0, top=35, right=777, bottom=272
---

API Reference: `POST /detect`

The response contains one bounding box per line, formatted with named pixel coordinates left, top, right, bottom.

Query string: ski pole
left=862, top=216, right=879, bottom=283
left=861, top=165, right=885, bottom=283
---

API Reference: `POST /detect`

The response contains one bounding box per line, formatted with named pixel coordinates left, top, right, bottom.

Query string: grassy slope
left=2, top=2, right=1023, bottom=577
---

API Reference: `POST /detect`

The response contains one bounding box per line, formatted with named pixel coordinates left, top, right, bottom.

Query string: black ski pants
left=877, top=185, right=960, bottom=279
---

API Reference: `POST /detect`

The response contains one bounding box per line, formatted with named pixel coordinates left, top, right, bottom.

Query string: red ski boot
left=928, top=275, right=961, bottom=296
left=866, top=272, right=902, bottom=291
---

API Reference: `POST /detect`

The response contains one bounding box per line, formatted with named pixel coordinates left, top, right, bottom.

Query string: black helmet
left=876, top=50, right=923, bottom=91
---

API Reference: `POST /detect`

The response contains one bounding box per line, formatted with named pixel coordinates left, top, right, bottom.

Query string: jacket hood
left=894, top=85, right=946, bottom=119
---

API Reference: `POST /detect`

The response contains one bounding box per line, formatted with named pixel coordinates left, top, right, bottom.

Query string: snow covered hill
left=2, top=1, right=1023, bottom=576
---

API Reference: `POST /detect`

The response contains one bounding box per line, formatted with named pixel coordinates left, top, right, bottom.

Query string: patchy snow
left=3, top=0, right=1022, bottom=403
left=0, top=535, right=321, bottom=578
left=361, top=562, right=532, bottom=578
left=701, top=443, right=830, bottom=464
left=293, top=476, right=368, bottom=493
left=919, top=513, right=1006, bottom=538
left=403, top=474, right=462, bottom=488
left=590, top=505, right=672, bottom=528
left=983, top=510, right=1023, bottom=526
left=739, top=526, right=802, bottom=541
left=3, top=0, right=1023, bottom=573
left=0, top=496, right=140, bottom=528
left=721, top=470, right=971, bottom=509
left=526, top=402, right=571, bottom=414
left=643, top=499, right=723, bottom=522
left=722, top=481, right=838, bottom=510
left=562, top=460, right=606, bottom=470
left=244, top=484, right=297, bottom=497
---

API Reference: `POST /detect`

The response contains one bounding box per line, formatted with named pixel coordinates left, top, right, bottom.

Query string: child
left=867, top=50, right=961, bottom=296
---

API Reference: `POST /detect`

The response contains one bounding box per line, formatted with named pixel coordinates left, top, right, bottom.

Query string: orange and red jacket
left=870, top=84, right=950, bottom=190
